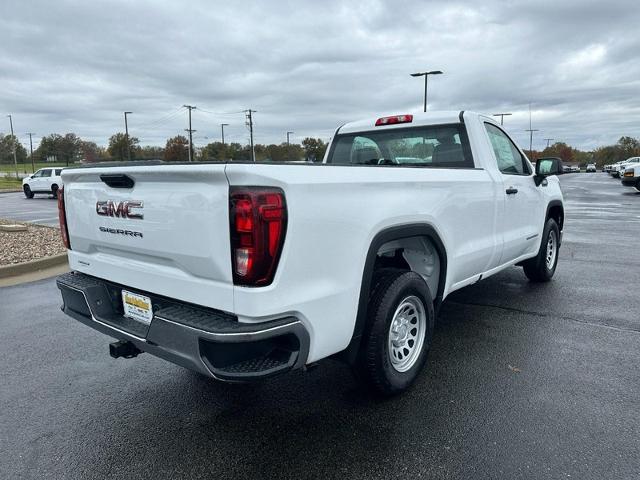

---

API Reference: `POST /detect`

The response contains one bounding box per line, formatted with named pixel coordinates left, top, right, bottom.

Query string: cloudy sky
left=1, top=0, right=639, bottom=151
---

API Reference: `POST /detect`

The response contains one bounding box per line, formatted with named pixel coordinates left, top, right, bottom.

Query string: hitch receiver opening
left=109, top=340, right=142, bottom=359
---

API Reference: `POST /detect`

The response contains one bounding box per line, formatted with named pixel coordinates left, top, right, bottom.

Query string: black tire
left=523, top=218, right=560, bottom=282
left=356, top=270, right=434, bottom=396
left=51, top=184, right=59, bottom=198
left=23, top=185, right=34, bottom=199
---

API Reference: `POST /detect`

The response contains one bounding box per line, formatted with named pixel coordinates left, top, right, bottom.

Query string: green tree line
left=0, top=132, right=329, bottom=166
left=4, top=130, right=638, bottom=169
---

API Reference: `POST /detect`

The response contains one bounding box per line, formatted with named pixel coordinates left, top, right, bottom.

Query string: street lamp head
left=428, top=70, right=443, bottom=75
left=410, top=72, right=426, bottom=77
left=124, top=111, right=133, bottom=114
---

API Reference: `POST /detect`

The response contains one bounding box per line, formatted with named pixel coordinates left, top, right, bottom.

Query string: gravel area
left=0, top=218, right=65, bottom=266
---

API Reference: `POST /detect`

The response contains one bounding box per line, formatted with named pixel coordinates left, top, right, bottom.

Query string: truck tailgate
left=61, top=164, right=234, bottom=312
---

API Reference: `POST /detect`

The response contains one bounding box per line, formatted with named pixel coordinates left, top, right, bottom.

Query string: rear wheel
left=51, top=184, right=59, bottom=198
left=356, top=270, right=434, bottom=396
left=523, top=218, right=560, bottom=282
left=23, top=185, right=34, bottom=199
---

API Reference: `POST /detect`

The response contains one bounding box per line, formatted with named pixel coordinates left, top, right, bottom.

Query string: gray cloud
left=1, top=0, right=639, bottom=151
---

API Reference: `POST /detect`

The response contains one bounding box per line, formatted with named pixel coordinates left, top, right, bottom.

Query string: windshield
left=326, top=125, right=474, bottom=168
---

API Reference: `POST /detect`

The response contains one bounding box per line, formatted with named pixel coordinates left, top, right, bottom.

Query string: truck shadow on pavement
left=76, top=269, right=575, bottom=479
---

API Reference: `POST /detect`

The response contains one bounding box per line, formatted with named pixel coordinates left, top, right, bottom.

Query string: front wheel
left=523, top=218, right=560, bottom=282
left=23, top=185, right=34, bottom=199
left=356, top=270, right=434, bottom=396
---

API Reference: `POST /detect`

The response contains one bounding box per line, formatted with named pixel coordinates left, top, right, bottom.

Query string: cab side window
left=484, top=123, right=530, bottom=175
left=40, top=169, right=52, bottom=177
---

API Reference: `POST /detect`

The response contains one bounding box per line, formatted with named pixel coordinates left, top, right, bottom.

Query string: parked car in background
left=586, top=164, right=596, bottom=172
left=611, top=157, right=640, bottom=178
left=570, top=166, right=580, bottom=173
left=22, top=168, right=64, bottom=198
left=621, top=164, right=640, bottom=192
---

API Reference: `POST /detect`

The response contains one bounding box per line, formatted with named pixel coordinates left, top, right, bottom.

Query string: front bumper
left=56, top=272, right=310, bottom=381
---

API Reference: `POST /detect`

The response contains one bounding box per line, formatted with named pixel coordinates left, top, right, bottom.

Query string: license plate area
left=121, top=290, right=153, bottom=325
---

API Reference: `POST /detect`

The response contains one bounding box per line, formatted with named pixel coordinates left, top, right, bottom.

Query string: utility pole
left=220, top=123, right=228, bottom=146
left=7, top=115, right=18, bottom=179
left=525, top=102, right=539, bottom=157
left=525, top=129, right=539, bottom=157
left=245, top=109, right=256, bottom=162
left=183, top=105, right=197, bottom=162
left=286, top=131, right=294, bottom=161
left=26, top=132, right=35, bottom=173
left=124, top=111, right=132, bottom=161
left=124, top=112, right=133, bottom=161
left=493, top=113, right=512, bottom=125
left=544, top=138, right=554, bottom=149
left=410, top=70, right=443, bottom=112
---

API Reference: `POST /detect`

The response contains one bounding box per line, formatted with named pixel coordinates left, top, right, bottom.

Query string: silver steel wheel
left=387, top=295, right=426, bottom=373
left=546, top=230, right=557, bottom=270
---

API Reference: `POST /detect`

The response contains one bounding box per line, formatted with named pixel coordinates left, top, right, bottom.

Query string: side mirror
left=535, top=158, right=563, bottom=185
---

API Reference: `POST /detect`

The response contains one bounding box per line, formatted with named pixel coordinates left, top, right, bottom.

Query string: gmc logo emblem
left=96, top=200, right=144, bottom=219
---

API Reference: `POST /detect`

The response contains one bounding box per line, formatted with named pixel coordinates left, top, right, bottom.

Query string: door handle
left=505, top=187, right=518, bottom=195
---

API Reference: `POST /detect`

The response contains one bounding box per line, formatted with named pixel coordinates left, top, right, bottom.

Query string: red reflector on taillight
left=57, top=186, right=71, bottom=249
left=230, top=187, right=287, bottom=286
left=375, top=114, right=413, bottom=126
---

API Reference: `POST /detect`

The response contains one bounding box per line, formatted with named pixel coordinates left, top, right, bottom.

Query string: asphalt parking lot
left=1, top=173, right=638, bottom=480
left=0, top=191, right=59, bottom=227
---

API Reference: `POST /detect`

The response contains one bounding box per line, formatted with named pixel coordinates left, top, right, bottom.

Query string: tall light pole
left=410, top=70, right=443, bottom=112
left=124, top=111, right=132, bottom=161
left=7, top=115, right=18, bottom=179
left=493, top=113, right=512, bottom=125
left=544, top=138, right=554, bottom=149
left=220, top=123, right=229, bottom=146
left=26, top=132, right=35, bottom=173
left=286, top=131, right=294, bottom=161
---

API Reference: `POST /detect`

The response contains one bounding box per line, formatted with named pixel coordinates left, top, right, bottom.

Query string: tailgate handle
left=100, top=174, right=134, bottom=189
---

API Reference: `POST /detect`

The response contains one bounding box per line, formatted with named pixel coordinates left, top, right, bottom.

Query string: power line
left=197, top=107, right=245, bottom=116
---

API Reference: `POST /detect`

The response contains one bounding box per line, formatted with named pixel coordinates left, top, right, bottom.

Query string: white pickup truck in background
left=55, top=111, right=564, bottom=396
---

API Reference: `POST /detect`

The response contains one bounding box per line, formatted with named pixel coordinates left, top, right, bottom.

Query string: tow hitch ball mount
left=109, top=340, right=142, bottom=359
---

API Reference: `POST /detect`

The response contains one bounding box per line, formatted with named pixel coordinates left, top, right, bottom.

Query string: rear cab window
left=326, top=124, right=475, bottom=168
left=54, top=169, right=63, bottom=175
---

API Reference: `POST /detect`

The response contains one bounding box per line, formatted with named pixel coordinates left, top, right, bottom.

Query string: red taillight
left=57, top=186, right=71, bottom=249
left=230, top=187, right=287, bottom=286
left=375, top=114, right=413, bottom=126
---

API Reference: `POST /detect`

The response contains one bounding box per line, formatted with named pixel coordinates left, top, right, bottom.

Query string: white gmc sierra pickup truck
left=56, top=111, right=564, bottom=395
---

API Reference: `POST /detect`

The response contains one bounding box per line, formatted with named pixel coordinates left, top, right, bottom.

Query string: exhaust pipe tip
left=109, top=340, right=142, bottom=359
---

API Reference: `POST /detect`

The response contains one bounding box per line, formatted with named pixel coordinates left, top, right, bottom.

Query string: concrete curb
left=0, top=252, right=68, bottom=279
left=0, top=189, right=22, bottom=194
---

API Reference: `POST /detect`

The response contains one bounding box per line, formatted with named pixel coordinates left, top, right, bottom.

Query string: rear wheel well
left=340, top=226, right=447, bottom=365
left=373, top=236, right=441, bottom=303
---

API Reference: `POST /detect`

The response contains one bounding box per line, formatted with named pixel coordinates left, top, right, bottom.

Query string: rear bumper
left=621, top=177, right=637, bottom=187
left=56, top=271, right=310, bottom=381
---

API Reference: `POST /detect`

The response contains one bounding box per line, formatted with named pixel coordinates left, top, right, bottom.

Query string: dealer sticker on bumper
left=121, top=290, right=153, bottom=325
